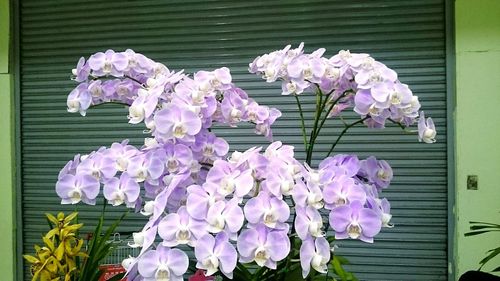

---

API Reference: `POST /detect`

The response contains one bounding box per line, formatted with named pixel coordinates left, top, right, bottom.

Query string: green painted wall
left=0, top=0, right=14, bottom=280
left=0, top=0, right=8, bottom=73
left=455, top=0, right=500, bottom=277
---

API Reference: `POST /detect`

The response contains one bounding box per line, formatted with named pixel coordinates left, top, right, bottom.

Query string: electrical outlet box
left=467, top=175, right=478, bottom=190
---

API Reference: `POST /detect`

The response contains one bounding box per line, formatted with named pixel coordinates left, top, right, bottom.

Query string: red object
left=99, top=264, right=127, bottom=281
left=189, top=269, right=215, bottom=281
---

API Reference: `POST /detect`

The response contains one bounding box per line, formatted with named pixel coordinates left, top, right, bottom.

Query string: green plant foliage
left=465, top=221, right=500, bottom=272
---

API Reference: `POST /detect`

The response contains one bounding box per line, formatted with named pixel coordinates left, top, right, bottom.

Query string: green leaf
left=327, top=236, right=336, bottom=243
left=469, top=225, right=500, bottom=231
left=78, top=205, right=128, bottom=281
left=478, top=247, right=500, bottom=270
left=469, top=221, right=500, bottom=227
left=345, top=272, right=358, bottom=281
left=332, top=256, right=347, bottom=281
left=492, top=266, right=500, bottom=272
left=464, top=230, right=500, bottom=236
left=335, top=256, right=351, bottom=265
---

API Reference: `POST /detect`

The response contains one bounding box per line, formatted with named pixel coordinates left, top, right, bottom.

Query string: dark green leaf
left=332, top=256, right=347, bottom=281
left=479, top=247, right=500, bottom=270
left=465, top=230, right=498, bottom=236
left=335, top=256, right=351, bottom=265
left=469, top=221, right=500, bottom=227
left=470, top=225, right=500, bottom=231
left=78, top=207, right=128, bottom=281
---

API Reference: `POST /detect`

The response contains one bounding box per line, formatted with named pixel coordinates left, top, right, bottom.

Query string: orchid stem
left=388, top=118, right=415, bottom=134
left=306, top=89, right=325, bottom=164
left=124, top=75, right=146, bottom=87
left=306, top=90, right=349, bottom=164
left=90, top=101, right=130, bottom=109
left=326, top=116, right=369, bottom=157
left=294, top=94, right=308, bottom=153
left=309, top=91, right=348, bottom=148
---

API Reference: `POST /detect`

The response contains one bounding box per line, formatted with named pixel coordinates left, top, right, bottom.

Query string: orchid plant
left=55, top=43, right=436, bottom=281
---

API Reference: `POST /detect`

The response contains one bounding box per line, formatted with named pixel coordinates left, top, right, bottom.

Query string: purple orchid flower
left=292, top=179, right=324, bottom=209
left=67, top=83, right=92, bottom=116
left=88, top=80, right=104, bottom=102
left=302, top=163, right=335, bottom=190
left=165, top=185, right=189, bottom=213
left=103, top=173, right=140, bottom=207
left=418, top=111, right=437, bottom=143
left=106, top=140, right=139, bottom=172
left=154, top=103, right=202, bottom=143
left=329, top=200, right=382, bottom=243
left=58, top=154, right=81, bottom=180
left=72, top=57, right=90, bottom=82
left=281, top=79, right=310, bottom=95
left=353, top=89, right=390, bottom=120
left=354, top=62, right=397, bottom=90
left=128, top=93, right=159, bottom=125
left=244, top=101, right=270, bottom=124
left=367, top=197, right=393, bottom=228
left=158, top=206, right=207, bottom=247
left=186, top=183, right=223, bottom=220
left=254, top=107, right=281, bottom=141
left=205, top=160, right=254, bottom=199
left=220, top=87, right=248, bottom=125
left=261, top=160, right=296, bottom=198
left=358, top=156, right=393, bottom=189
left=264, top=141, right=291, bottom=157
left=241, top=149, right=270, bottom=181
left=124, top=49, right=155, bottom=75
left=88, top=49, right=129, bottom=77
left=113, top=78, right=139, bottom=102
left=206, top=199, right=244, bottom=237
left=143, top=175, right=167, bottom=199
left=237, top=224, right=290, bottom=269
left=370, top=82, right=395, bottom=106
left=323, top=175, right=367, bottom=209
left=194, top=232, right=237, bottom=278
left=138, top=245, right=188, bottom=281
left=164, top=143, right=193, bottom=174
left=300, top=237, right=331, bottom=278
left=192, top=131, right=229, bottom=163
left=194, top=67, right=232, bottom=92
left=126, top=153, right=164, bottom=183
left=287, top=54, right=326, bottom=84
left=56, top=174, right=100, bottom=205
left=295, top=206, right=324, bottom=240
left=319, top=154, right=360, bottom=178
left=76, top=151, right=117, bottom=182
left=389, top=82, right=413, bottom=108
left=244, top=191, right=290, bottom=229
left=149, top=172, right=191, bottom=223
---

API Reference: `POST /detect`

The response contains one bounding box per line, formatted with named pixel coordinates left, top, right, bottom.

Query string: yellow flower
left=24, top=212, right=87, bottom=281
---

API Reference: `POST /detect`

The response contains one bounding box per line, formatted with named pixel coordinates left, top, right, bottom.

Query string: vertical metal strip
left=13, top=0, right=24, bottom=279
left=445, top=0, right=456, bottom=280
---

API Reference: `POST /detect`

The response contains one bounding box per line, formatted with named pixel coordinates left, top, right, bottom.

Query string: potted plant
left=51, top=43, right=436, bottom=280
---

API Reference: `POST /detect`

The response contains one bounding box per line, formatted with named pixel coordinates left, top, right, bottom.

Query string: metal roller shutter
left=18, top=0, right=449, bottom=279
